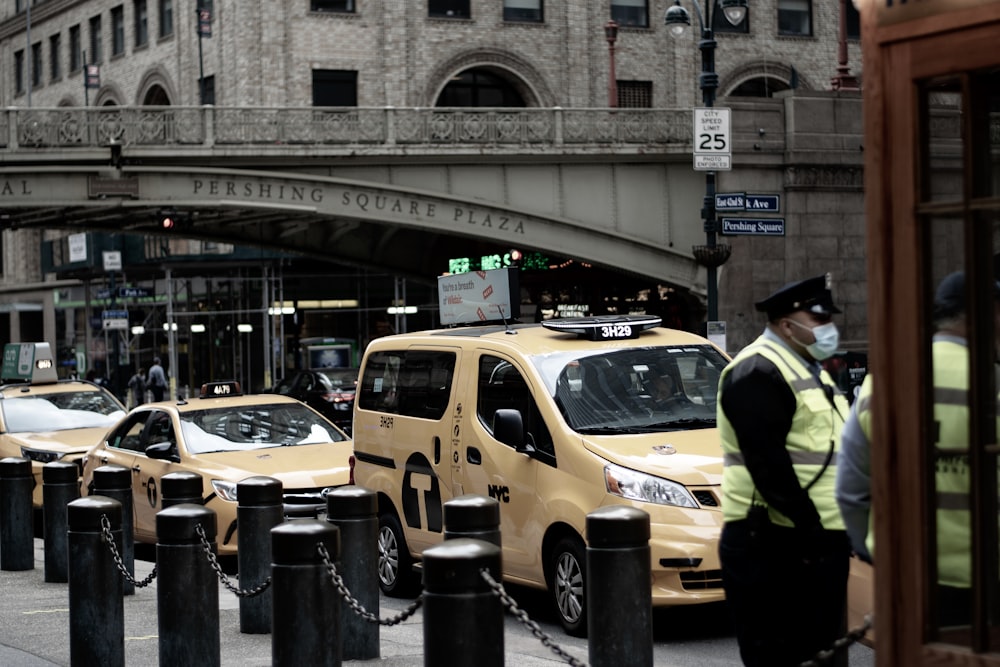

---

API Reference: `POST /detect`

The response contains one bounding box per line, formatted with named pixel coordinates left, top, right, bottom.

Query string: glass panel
left=980, top=70, right=1000, bottom=198
left=923, top=77, right=963, bottom=204
left=926, top=215, right=973, bottom=644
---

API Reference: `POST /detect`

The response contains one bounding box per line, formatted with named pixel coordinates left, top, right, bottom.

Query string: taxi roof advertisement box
left=438, top=268, right=520, bottom=325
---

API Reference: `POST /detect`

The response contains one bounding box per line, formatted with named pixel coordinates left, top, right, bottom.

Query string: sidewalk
left=0, top=538, right=875, bottom=666
left=0, top=538, right=589, bottom=666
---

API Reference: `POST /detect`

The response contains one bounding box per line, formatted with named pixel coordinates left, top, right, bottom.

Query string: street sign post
left=693, top=108, right=732, bottom=171
left=102, top=309, right=129, bottom=331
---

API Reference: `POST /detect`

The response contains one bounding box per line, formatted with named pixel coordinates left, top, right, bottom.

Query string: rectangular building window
left=31, top=42, right=42, bottom=88
left=70, top=25, right=82, bottom=71
left=429, top=0, right=470, bottom=19
left=14, top=50, right=24, bottom=95
left=778, top=0, right=811, bottom=36
left=611, top=0, right=648, bottom=28
left=312, top=69, right=358, bottom=106
left=504, top=0, right=542, bottom=22
left=311, top=0, right=355, bottom=11
left=846, top=1, right=860, bottom=39
left=159, top=0, right=174, bottom=38
left=112, top=6, right=125, bottom=56
left=618, top=80, right=652, bottom=108
left=200, top=75, right=216, bottom=104
left=90, top=15, right=103, bottom=64
left=135, top=0, right=148, bottom=46
left=50, top=33, right=61, bottom=81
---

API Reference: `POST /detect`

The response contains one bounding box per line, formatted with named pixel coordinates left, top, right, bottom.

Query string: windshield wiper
left=643, top=417, right=716, bottom=430
left=574, top=425, right=646, bottom=435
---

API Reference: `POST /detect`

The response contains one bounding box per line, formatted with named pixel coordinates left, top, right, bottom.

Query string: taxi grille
left=282, top=486, right=341, bottom=518
left=692, top=490, right=719, bottom=507
left=679, top=570, right=724, bottom=590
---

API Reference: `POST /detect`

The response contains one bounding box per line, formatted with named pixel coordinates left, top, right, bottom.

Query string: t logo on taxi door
left=488, top=484, right=510, bottom=503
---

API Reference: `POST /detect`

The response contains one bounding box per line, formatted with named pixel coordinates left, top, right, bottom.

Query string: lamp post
left=604, top=20, right=619, bottom=108
left=665, top=0, right=747, bottom=324
left=830, top=0, right=859, bottom=91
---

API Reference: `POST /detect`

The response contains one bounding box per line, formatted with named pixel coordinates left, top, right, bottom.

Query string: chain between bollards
left=316, top=541, right=422, bottom=627
left=100, top=514, right=157, bottom=588
left=480, top=569, right=588, bottom=667
left=799, top=614, right=875, bottom=667
left=192, top=523, right=272, bottom=598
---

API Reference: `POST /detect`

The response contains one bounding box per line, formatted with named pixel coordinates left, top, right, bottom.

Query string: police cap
left=755, top=274, right=842, bottom=321
left=934, top=270, right=1000, bottom=321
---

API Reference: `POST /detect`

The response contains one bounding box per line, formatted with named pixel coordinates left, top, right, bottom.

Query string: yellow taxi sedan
left=80, top=381, right=353, bottom=555
left=0, top=342, right=126, bottom=507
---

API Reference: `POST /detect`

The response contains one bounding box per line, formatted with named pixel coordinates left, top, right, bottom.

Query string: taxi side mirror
left=146, top=442, right=179, bottom=462
left=493, top=408, right=534, bottom=454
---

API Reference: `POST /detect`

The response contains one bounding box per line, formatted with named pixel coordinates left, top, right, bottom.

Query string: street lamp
left=665, top=0, right=747, bottom=324
left=830, top=0, right=859, bottom=90
left=604, top=20, right=619, bottom=108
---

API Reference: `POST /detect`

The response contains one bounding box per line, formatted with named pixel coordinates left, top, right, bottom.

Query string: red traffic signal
left=161, top=216, right=176, bottom=230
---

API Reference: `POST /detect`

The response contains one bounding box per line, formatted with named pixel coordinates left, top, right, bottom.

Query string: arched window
left=728, top=76, right=791, bottom=98
left=436, top=69, right=526, bottom=107
left=143, top=85, right=170, bottom=105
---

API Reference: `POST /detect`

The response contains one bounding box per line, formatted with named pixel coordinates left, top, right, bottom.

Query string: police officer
left=837, top=271, right=1000, bottom=628
left=718, top=274, right=851, bottom=667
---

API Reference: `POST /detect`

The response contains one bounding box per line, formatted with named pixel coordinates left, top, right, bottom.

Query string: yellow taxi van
left=351, top=269, right=730, bottom=636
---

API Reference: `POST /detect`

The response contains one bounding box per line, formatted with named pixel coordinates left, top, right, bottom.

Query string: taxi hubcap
left=377, top=525, right=399, bottom=586
left=554, top=551, right=584, bottom=623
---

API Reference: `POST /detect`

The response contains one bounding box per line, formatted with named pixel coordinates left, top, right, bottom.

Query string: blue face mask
left=786, top=319, right=840, bottom=361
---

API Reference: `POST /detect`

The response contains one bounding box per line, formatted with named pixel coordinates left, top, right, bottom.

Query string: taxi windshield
left=533, top=345, right=728, bottom=433
left=179, top=402, right=347, bottom=454
left=1, top=391, right=126, bottom=433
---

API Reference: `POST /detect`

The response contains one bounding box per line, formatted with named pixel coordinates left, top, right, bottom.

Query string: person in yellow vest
left=718, top=274, right=851, bottom=667
left=837, top=271, right=1000, bottom=628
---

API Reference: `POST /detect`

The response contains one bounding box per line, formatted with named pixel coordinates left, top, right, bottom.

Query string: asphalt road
left=0, top=538, right=876, bottom=666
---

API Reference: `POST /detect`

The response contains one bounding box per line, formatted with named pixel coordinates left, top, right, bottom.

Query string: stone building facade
left=2, top=0, right=861, bottom=109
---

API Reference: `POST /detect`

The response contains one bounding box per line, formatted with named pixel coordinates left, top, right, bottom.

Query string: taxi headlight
left=211, top=480, right=238, bottom=502
left=20, top=447, right=63, bottom=464
left=604, top=462, right=698, bottom=508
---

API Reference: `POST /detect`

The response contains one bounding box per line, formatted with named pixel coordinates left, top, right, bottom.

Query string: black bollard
left=68, top=496, right=124, bottom=667
left=443, top=494, right=502, bottom=548
left=157, top=504, right=220, bottom=667
left=423, top=538, right=503, bottom=667
left=272, top=519, right=341, bottom=667
left=93, top=465, right=135, bottom=595
left=586, top=506, right=653, bottom=667
left=238, top=476, right=283, bottom=634
left=0, top=457, right=35, bottom=571
left=161, top=471, right=204, bottom=508
left=42, top=461, right=80, bottom=583
left=326, top=486, right=379, bottom=660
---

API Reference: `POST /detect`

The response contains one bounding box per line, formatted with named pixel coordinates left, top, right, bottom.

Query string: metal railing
left=0, top=106, right=692, bottom=151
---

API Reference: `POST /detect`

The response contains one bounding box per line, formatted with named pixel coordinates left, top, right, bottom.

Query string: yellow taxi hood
left=10, top=427, right=112, bottom=454
left=581, top=430, right=723, bottom=485
left=187, top=443, right=353, bottom=486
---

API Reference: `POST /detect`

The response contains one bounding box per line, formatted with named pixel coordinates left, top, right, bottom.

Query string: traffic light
left=508, top=248, right=523, bottom=267
left=159, top=209, right=192, bottom=231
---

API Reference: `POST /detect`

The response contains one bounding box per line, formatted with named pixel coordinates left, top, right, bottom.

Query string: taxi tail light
left=321, top=391, right=353, bottom=403
left=348, top=454, right=356, bottom=485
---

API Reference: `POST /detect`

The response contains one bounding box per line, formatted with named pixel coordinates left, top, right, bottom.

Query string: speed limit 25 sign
left=693, top=108, right=732, bottom=171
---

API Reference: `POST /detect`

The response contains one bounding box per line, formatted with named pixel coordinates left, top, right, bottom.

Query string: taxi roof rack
left=541, top=315, right=662, bottom=341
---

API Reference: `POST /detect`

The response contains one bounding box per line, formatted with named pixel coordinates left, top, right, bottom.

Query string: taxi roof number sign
left=1, top=343, right=58, bottom=384
left=541, top=315, right=662, bottom=341
left=200, top=380, right=243, bottom=398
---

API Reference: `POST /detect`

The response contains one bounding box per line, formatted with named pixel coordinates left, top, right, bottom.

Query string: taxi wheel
left=377, top=512, right=419, bottom=597
left=549, top=536, right=588, bottom=637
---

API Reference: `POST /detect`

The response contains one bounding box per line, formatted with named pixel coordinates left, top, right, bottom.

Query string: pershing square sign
left=438, top=268, right=520, bottom=325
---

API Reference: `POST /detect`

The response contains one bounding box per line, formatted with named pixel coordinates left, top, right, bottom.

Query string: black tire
left=377, top=512, right=419, bottom=597
left=549, top=536, right=588, bottom=637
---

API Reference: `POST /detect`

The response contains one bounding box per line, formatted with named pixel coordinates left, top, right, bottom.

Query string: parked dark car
left=271, top=368, right=358, bottom=434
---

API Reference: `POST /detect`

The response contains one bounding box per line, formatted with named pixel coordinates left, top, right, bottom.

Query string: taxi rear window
left=358, top=350, right=456, bottom=420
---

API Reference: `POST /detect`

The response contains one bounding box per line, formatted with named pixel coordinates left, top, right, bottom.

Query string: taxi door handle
left=466, top=447, right=482, bottom=465
left=132, top=465, right=141, bottom=473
